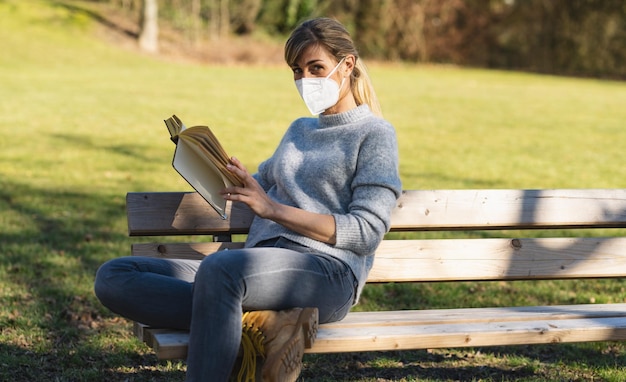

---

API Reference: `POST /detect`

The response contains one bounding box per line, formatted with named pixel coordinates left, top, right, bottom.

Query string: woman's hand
left=222, top=157, right=337, bottom=244
left=221, top=157, right=277, bottom=219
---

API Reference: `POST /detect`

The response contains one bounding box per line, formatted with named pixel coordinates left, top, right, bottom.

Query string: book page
left=172, top=139, right=229, bottom=219
left=165, top=115, right=186, bottom=143
left=180, top=126, right=244, bottom=187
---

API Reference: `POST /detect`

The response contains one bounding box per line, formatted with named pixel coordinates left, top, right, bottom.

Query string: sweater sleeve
left=332, top=122, right=402, bottom=256
left=253, top=160, right=272, bottom=192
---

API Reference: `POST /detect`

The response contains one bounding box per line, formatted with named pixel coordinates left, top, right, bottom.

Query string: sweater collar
left=318, top=104, right=372, bottom=128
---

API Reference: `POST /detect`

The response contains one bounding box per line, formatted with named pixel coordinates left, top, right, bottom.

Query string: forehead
left=294, top=44, right=335, bottom=66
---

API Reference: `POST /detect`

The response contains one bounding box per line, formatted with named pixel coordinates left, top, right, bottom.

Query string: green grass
left=1, top=0, right=626, bottom=381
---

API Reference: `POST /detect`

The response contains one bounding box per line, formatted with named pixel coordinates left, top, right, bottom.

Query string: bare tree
left=138, top=0, right=159, bottom=53
left=191, top=0, right=201, bottom=45
left=220, top=0, right=230, bottom=36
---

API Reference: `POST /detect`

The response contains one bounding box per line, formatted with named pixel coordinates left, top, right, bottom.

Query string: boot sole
left=302, top=307, right=318, bottom=349
left=261, top=307, right=318, bottom=382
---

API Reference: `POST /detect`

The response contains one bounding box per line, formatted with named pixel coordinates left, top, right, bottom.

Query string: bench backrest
left=127, top=189, right=626, bottom=283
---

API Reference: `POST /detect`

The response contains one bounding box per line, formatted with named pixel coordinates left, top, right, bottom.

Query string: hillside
left=70, top=0, right=285, bottom=65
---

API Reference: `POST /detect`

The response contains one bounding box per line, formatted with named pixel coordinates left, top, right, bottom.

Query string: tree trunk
left=191, top=0, right=201, bottom=45
left=220, top=0, right=230, bottom=37
left=209, top=0, right=219, bottom=40
left=138, top=0, right=159, bottom=53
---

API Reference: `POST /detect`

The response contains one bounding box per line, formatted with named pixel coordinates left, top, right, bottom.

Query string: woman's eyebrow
left=304, top=59, right=324, bottom=66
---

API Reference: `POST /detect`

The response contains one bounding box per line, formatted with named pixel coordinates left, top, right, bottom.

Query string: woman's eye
left=310, top=65, right=325, bottom=75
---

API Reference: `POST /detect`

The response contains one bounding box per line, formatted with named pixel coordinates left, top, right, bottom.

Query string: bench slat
left=127, top=189, right=626, bottom=236
left=369, top=236, right=626, bottom=282
left=392, top=189, right=626, bottom=231
left=132, top=237, right=626, bottom=282
left=310, top=317, right=626, bottom=353
left=138, top=303, right=626, bottom=358
left=126, top=192, right=254, bottom=236
left=131, top=242, right=245, bottom=259
left=326, top=304, right=626, bottom=327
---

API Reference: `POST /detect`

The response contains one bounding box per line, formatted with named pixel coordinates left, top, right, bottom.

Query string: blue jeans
left=94, top=237, right=357, bottom=382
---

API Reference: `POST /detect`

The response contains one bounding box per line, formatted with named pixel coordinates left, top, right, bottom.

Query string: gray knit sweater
left=245, top=104, right=402, bottom=300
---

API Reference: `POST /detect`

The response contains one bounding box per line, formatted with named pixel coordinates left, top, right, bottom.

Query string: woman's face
left=290, top=44, right=356, bottom=115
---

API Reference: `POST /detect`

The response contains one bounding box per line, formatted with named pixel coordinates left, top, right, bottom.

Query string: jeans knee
left=93, top=258, right=127, bottom=309
left=194, top=252, right=240, bottom=295
left=94, top=261, right=111, bottom=303
left=196, top=253, right=224, bottom=281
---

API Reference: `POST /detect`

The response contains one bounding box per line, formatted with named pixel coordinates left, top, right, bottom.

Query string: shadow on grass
left=52, top=0, right=138, bottom=39
left=302, top=342, right=626, bottom=381
left=49, top=132, right=157, bottom=163
left=0, top=179, right=169, bottom=380
left=301, top=350, right=532, bottom=381
left=0, top=342, right=185, bottom=382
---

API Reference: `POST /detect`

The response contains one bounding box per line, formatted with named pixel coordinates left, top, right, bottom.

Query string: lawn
left=1, top=0, right=626, bottom=381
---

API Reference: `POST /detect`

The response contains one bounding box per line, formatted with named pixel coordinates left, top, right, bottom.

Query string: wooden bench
left=127, top=189, right=626, bottom=360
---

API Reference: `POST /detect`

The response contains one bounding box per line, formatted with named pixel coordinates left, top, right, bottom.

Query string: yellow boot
left=239, top=307, right=318, bottom=382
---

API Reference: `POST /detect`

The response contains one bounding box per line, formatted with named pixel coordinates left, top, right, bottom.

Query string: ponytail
left=352, top=59, right=382, bottom=117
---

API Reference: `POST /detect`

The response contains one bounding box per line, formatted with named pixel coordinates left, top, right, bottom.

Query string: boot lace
left=238, top=312, right=266, bottom=382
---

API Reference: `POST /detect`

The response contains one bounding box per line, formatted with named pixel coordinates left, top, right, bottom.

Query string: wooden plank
left=133, top=322, right=151, bottom=345
left=368, top=236, right=626, bottom=282
left=324, top=303, right=626, bottom=327
left=308, top=317, right=626, bottom=353
left=131, top=242, right=245, bottom=260
left=149, top=329, right=191, bottom=360
left=127, top=190, right=626, bottom=236
left=142, top=304, right=626, bottom=358
left=126, top=192, right=254, bottom=236
left=391, top=189, right=626, bottom=231
left=131, top=237, right=626, bottom=282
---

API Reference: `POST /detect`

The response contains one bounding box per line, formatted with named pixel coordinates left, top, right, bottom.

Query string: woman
left=95, top=17, right=401, bottom=382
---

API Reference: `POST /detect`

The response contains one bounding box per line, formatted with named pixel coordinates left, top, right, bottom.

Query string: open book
left=165, top=115, right=243, bottom=219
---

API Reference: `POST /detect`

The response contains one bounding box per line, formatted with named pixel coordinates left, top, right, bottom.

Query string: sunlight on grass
left=374, top=65, right=626, bottom=189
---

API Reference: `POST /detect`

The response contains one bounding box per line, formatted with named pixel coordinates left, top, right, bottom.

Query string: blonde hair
left=284, top=18, right=383, bottom=117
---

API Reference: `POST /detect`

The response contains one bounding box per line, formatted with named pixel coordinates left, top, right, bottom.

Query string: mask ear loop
left=326, top=57, right=347, bottom=79
left=338, top=77, right=346, bottom=91
left=327, top=57, right=348, bottom=93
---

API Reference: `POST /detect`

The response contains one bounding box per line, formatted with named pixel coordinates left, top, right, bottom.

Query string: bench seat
left=135, top=303, right=626, bottom=359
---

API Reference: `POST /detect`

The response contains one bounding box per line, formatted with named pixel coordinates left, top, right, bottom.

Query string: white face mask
left=295, top=57, right=346, bottom=115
